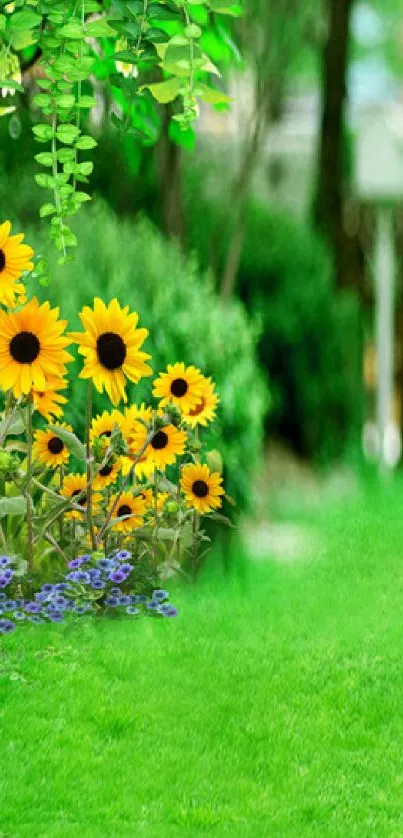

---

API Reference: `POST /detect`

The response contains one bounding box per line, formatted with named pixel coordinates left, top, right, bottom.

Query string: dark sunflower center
left=10, top=331, right=40, bottom=364
left=192, top=479, right=209, bottom=498
left=100, top=430, right=112, bottom=438
left=117, top=504, right=132, bottom=518
left=72, top=489, right=86, bottom=506
left=96, top=332, right=127, bottom=371
left=99, top=463, right=113, bottom=477
left=47, top=437, right=64, bottom=455
left=152, top=430, right=168, bottom=450
left=0, top=249, right=6, bottom=272
left=170, top=378, right=188, bottom=398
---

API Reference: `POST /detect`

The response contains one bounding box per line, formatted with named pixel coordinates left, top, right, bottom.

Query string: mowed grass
left=2, top=478, right=403, bottom=837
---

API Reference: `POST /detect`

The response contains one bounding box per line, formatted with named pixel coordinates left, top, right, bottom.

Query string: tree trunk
left=314, top=0, right=355, bottom=288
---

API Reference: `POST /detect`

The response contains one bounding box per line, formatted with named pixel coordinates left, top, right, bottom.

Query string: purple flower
left=24, top=602, right=42, bottom=614
left=35, top=592, right=47, bottom=603
left=153, top=589, right=169, bottom=602
left=133, top=594, right=147, bottom=604
left=109, top=587, right=122, bottom=596
left=13, top=611, right=26, bottom=621
left=119, top=595, right=131, bottom=606
left=28, top=615, right=43, bottom=624
left=76, top=571, right=91, bottom=583
left=146, top=600, right=159, bottom=611
left=87, top=568, right=101, bottom=578
left=126, top=605, right=139, bottom=615
left=0, top=619, right=15, bottom=633
left=48, top=610, right=64, bottom=622
left=14, top=598, right=24, bottom=607
left=97, top=559, right=115, bottom=571
left=160, top=605, right=178, bottom=618
left=116, top=550, right=132, bottom=561
left=0, top=556, right=10, bottom=568
left=110, top=570, right=127, bottom=583
left=41, top=583, right=54, bottom=594
left=54, top=582, right=68, bottom=592
left=5, top=600, right=16, bottom=610
left=119, top=563, right=133, bottom=574
left=66, top=571, right=80, bottom=582
left=0, top=571, right=12, bottom=587
left=53, top=596, right=68, bottom=609
left=91, top=580, right=105, bottom=590
left=68, top=558, right=84, bottom=569
left=78, top=554, right=91, bottom=563
left=106, top=596, right=119, bottom=607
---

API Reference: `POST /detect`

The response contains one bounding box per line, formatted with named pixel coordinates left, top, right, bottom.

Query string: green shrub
left=185, top=183, right=364, bottom=460
left=26, top=202, right=268, bottom=513
left=238, top=203, right=363, bottom=460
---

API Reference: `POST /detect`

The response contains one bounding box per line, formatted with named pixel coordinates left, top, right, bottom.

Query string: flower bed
left=0, top=221, right=229, bottom=634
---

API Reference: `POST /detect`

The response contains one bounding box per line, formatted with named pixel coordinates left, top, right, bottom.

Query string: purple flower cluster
left=0, top=549, right=178, bottom=635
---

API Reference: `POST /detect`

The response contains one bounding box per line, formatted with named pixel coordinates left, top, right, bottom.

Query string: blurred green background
left=4, top=2, right=403, bottom=835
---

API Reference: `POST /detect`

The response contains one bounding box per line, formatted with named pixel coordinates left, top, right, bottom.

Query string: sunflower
left=31, top=377, right=68, bottom=420
left=153, top=363, right=205, bottom=412
left=70, top=298, right=152, bottom=406
left=109, top=491, right=147, bottom=533
left=182, top=376, right=219, bottom=428
left=0, top=298, right=73, bottom=398
left=180, top=463, right=224, bottom=514
left=90, top=409, right=125, bottom=443
left=92, top=457, right=121, bottom=491
left=120, top=452, right=155, bottom=480
left=33, top=422, right=72, bottom=468
left=132, top=422, right=187, bottom=471
left=60, top=473, right=101, bottom=520
left=0, top=220, right=34, bottom=307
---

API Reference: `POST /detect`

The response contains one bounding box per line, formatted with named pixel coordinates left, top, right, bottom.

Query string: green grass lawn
left=2, top=477, right=403, bottom=837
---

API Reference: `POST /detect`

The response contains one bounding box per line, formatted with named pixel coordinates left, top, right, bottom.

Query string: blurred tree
left=220, top=0, right=319, bottom=300
left=313, top=0, right=357, bottom=289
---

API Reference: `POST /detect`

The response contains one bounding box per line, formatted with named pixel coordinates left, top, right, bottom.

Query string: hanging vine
left=0, top=0, right=240, bottom=269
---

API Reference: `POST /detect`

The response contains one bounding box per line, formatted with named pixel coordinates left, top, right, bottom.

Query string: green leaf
left=9, top=9, right=42, bottom=30
left=74, top=191, right=92, bottom=203
left=0, top=14, right=6, bottom=32
left=56, top=124, right=80, bottom=144
left=142, top=77, right=182, bottom=104
left=75, top=135, right=97, bottom=150
left=85, top=18, right=115, bottom=37
left=35, top=152, right=53, bottom=167
left=207, top=0, right=242, bottom=14
left=59, top=21, right=84, bottom=39
left=76, top=95, right=97, bottom=108
left=78, top=161, right=94, bottom=176
left=33, top=123, right=54, bottom=142
left=57, top=148, right=76, bottom=163
left=47, top=425, right=85, bottom=461
left=0, top=79, right=23, bottom=93
left=55, top=94, right=76, bottom=109
left=195, top=83, right=232, bottom=105
left=0, top=412, right=25, bottom=438
left=35, top=173, right=53, bottom=188
left=39, top=203, right=57, bottom=218
left=0, top=497, right=27, bottom=519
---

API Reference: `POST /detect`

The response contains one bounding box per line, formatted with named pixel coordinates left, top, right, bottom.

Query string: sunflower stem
left=95, top=429, right=155, bottom=548
left=152, top=470, right=159, bottom=583
left=191, top=509, right=200, bottom=579
left=26, top=397, right=34, bottom=571
left=86, top=382, right=96, bottom=552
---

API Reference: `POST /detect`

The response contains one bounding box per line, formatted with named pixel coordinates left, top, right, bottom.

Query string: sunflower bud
left=162, top=404, right=182, bottom=428
left=165, top=500, right=179, bottom=515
